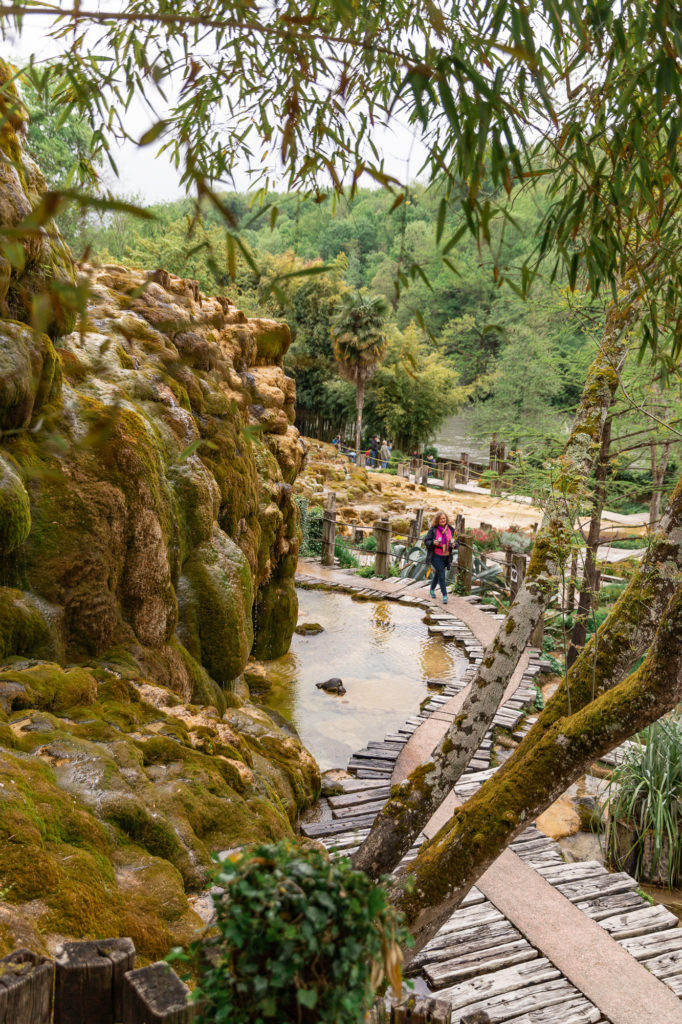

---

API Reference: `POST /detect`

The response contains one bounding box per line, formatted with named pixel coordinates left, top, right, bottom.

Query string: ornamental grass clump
left=182, top=841, right=410, bottom=1024
left=602, top=715, right=682, bottom=888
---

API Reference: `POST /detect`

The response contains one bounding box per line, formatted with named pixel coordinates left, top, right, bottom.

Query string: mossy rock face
left=0, top=322, right=57, bottom=430
left=181, top=526, right=254, bottom=685
left=0, top=113, right=314, bottom=957
left=0, top=454, right=30, bottom=553
left=252, top=570, right=298, bottom=660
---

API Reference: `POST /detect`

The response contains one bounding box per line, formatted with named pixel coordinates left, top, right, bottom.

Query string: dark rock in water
left=295, top=622, right=324, bottom=636
left=316, top=677, right=346, bottom=695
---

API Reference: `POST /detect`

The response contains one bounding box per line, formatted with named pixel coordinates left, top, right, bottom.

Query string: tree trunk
left=355, top=378, right=365, bottom=456
left=396, top=580, right=682, bottom=956
left=649, top=439, right=671, bottom=528
left=352, top=304, right=633, bottom=879
left=567, top=416, right=612, bottom=668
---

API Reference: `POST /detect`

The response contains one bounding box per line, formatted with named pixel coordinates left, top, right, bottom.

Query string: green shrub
left=358, top=534, right=377, bottom=552
left=602, top=715, right=682, bottom=887
left=179, top=841, right=409, bottom=1024
left=335, top=537, right=359, bottom=568
left=296, top=497, right=324, bottom=556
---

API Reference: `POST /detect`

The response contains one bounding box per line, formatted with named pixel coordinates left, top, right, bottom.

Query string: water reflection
left=257, top=588, right=469, bottom=771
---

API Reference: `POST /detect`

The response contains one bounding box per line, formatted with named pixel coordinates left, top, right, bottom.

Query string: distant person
left=370, top=435, right=380, bottom=467
left=425, top=453, right=436, bottom=470
left=424, top=510, right=456, bottom=604
left=331, top=434, right=341, bottom=449
left=380, top=439, right=390, bottom=469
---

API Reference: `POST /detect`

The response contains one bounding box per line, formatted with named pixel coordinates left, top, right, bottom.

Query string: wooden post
left=321, top=492, right=336, bottom=566
left=374, top=519, right=392, bottom=576
left=457, top=532, right=473, bottom=594
left=510, top=553, right=527, bottom=601
left=408, top=508, right=424, bottom=547
left=54, top=938, right=136, bottom=1024
left=437, top=460, right=444, bottom=479
left=567, top=550, right=578, bottom=613
left=390, top=994, right=450, bottom=1022
left=357, top=452, right=366, bottom=468
left=461, top=451, right=470, bottom=483
left=122, top=962, right=195, bottom=1024
left=505, top=546, right=513, bottom=586
left=420, top=465, right=429, bottom=485
left=0, top=949, right=53, bottom=1024
left=489, top=434, right=498, bottom=473
left=455, top=513, right=465, bottom=534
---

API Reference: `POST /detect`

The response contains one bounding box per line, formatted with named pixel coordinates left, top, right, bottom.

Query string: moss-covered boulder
left=0, top=454, right=30, bottom=552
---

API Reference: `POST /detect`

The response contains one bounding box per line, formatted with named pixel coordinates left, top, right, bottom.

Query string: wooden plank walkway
left=295, top=563, right=682, bottom=1024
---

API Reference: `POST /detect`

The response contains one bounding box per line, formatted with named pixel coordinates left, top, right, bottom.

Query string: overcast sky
left=6, top=17, right=427, bottom=204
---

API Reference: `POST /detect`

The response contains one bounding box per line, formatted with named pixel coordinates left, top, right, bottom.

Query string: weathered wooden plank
left=54, top=938, right=136, bottom=1024
left=599, top=903, right=679, bottom=940
left=535, top=861, right=607, bottom=886
left=407, top=921, right=522, bottom=973
left=620, top=928, right=682, bottom=961
left=326, top=777, right=391, bottom=793
left=350, top=748, right=400, bottom=763
left=122, top=963, right=194, bottom=1023
left=428, top=903, right=506, bottom=939
left=0, top=949, right=53, bottom=1024
left=574, top=891, right=645, bottom=922
left=503, top=996, right=601, bottom=1024
left=662, top=973, right=682, bottom=996
left=353, top=768, right=393, bottom=779
left=555, top=871, right=639, bottom=904
left=436, top=958, right=561, bottom=1013
left=424, top=939, right=536, bottom=988
left=328, top=787, right=390, bottom=809
left=332, top=799, right=385, bottom=820
left=640, top=947, right=682, bottom=981
left=301, top=812, right=378, bottom=837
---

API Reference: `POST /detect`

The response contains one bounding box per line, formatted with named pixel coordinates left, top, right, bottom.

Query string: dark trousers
left=430, top=553, right=448, bottom=596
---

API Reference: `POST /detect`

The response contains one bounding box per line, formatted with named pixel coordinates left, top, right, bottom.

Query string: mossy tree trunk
left=567, top=414, right=612, bottom=668
left=352, top=305, right=633, bottom=879
left=394, top=573, right=682, bottom=956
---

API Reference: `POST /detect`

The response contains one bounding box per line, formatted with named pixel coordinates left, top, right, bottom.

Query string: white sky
left=5, top=16, right=429, bottom=204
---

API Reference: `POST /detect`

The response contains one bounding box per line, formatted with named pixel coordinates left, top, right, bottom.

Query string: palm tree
left=331, top=291, right=389, bottom=456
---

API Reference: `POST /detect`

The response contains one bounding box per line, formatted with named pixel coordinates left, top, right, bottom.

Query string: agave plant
left=602, top=715, right=682, bottom=888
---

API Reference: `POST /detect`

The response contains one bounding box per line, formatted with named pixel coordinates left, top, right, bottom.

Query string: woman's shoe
left=429, top=589, right=436, bottom=599
left=443, top=593, right=448, bottom=604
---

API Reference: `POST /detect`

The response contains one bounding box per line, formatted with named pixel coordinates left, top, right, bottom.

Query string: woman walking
left=424, top=511, right=456, bottom=603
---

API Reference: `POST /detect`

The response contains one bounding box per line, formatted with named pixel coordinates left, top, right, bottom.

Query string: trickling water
left=255, top=588, right=469, bottom=771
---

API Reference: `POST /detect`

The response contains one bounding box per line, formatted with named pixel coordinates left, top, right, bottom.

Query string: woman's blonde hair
left=430, top=510, right=450, bottom=527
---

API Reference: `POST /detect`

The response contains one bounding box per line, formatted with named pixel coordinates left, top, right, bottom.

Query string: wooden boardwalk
left=295, top=563, right=682, bottom=1024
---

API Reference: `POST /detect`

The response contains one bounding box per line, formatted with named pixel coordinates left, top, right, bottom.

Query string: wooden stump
left=54, top=938, right=135, bottom=1024
left=122, top=962, right=195, bottom=1024
left=0, top=949, right=53, bottom=1024
left=460, top=451, right=470, bottom=483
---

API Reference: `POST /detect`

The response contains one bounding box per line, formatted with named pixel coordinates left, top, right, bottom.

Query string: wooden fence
left=1, top=940, right=490, bottom=1024
left=1, top=940, right=194, bottom=1024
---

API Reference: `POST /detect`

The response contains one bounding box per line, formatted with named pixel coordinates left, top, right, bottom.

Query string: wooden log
left=321, top=491, right=336, bottom=566
left=122, top=962, right=195, bottom=1024
left=54, top=938, right=135, bottom=1024
left=374, top=518, right=392, bottom=577
left=0, top=949, right=53, bottom=1024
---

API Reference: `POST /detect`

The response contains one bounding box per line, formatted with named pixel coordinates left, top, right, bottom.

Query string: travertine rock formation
left=0, top=59, right=318, bottom=959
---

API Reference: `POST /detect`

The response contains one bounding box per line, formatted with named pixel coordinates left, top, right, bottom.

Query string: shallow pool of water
left=257, top=588, right=469, bottom=771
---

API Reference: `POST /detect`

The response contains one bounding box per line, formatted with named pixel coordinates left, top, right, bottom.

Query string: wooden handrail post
left=0, top=949, right=53, bottom=1024
left=510, top=552, right=527, bottom=601
left=374, top=518, right=392, bottom=577
left=321, top=492, right=337, bottom=566
left=54, top=938, right=135, bottom=1024
left=457, top=531, right=474, bottom=594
